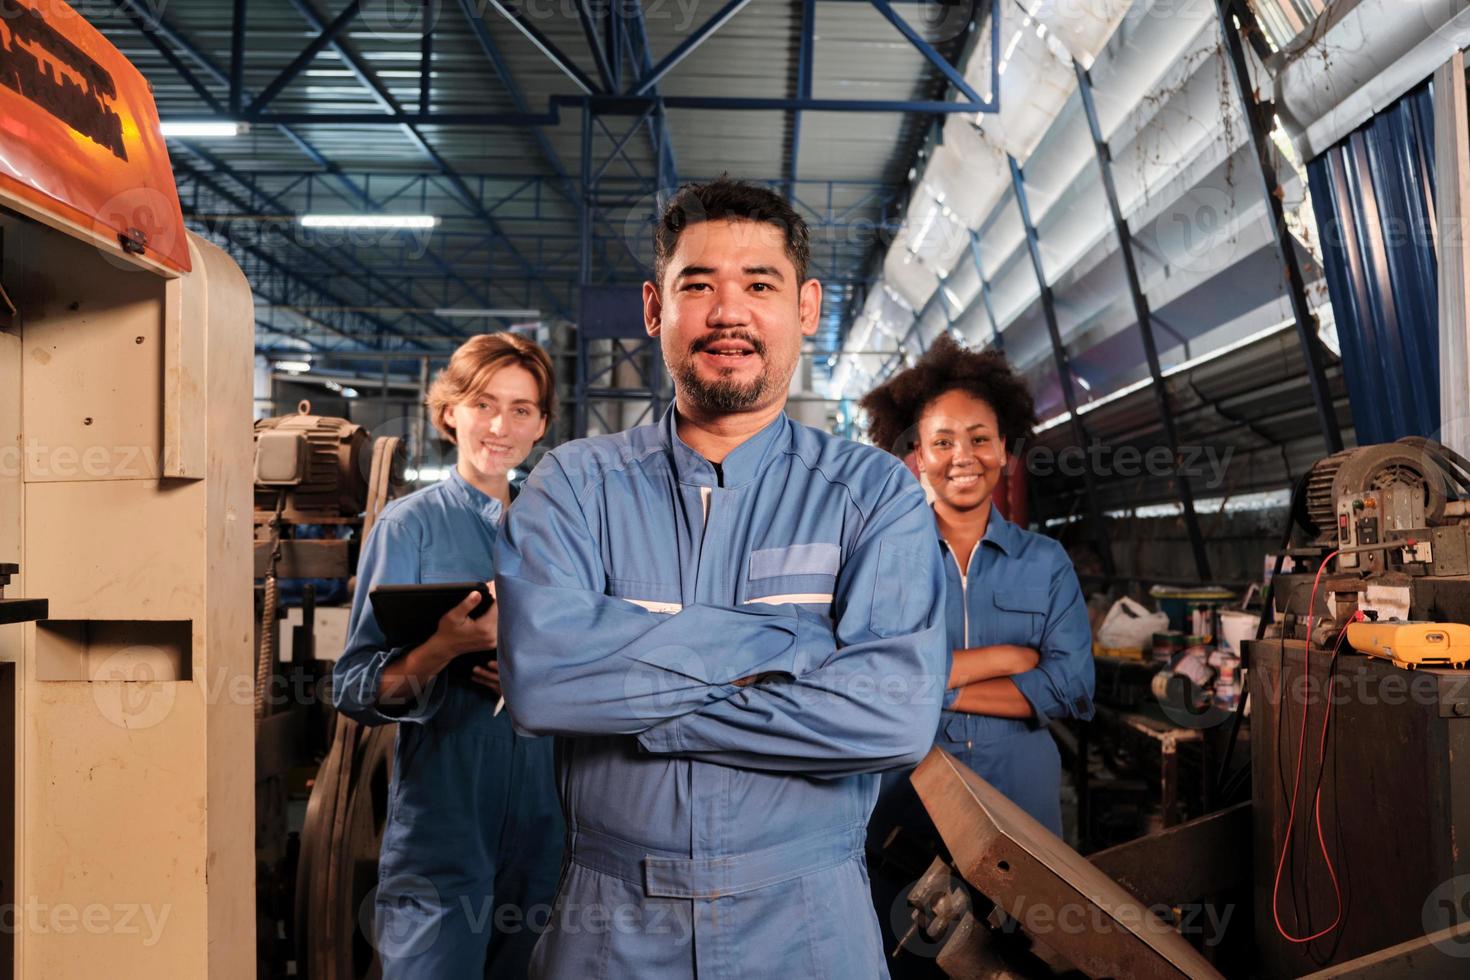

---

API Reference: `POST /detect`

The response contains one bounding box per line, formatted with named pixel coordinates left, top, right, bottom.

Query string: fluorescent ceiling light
left=299, top=214, right=439, bottom=229
left=432, top=307, right=541, bottom=318
left=161, top=121, right=245, bottom=138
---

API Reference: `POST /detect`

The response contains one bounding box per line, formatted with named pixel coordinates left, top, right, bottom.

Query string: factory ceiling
left=93, top=0, right=978, bottom=364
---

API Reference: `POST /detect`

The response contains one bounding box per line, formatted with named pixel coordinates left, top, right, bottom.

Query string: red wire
left=1270, top=548, right=1353, bottom=944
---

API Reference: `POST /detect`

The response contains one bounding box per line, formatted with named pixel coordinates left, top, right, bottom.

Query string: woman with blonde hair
left=335, top=332, right=563, bottom=978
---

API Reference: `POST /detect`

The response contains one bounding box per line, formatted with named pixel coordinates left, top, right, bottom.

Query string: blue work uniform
left=334, top=470, right=564, bottom=979
left=868, top=508, right=1094, bottom=975
left=929, top=508, right=1095, bottom=832
left=495, top=407, right=948, bottom=980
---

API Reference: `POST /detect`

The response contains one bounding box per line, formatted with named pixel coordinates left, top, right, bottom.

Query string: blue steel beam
left=182, top=142, right=536, bottom=327
left=455, top=0, right=623, bottom=274
left=1075, top=61, right=1211, bottom=582
left=967, top=231, right=1004, bottom=351
left=176, top=156, right=443, bottom=347
left=420, top=5, right=432, bottom=111
left=116, top=1, right=224, bottom=112
left=455, top=0, right=577, bottom=194
left=1009, top=153, right=1115, bottom=578
left=631, top=0, right=753, bottom=96
left=111, top=0, right=531, bottom=329
left=576, top=0, right=616, bottom=93
left=786, top=0, right=816, bottom=200
left=220, top=96, right=997, bottom=126
left=246, top=0, right=362, bottom=116
left=1216, top=0, right=1342, bottom=453
left=190, top=222, right=428, bottom=350
left=285, top=0, right=574, bottom=321
left=626, top=3, right=678, bottom=190
left=229, top=0, right=246, bottom=114
left=483, top=0, right=601, bottom=94
left=607, top=3, right=623, bottom=90
left=868, top=0, right=986, bottom=106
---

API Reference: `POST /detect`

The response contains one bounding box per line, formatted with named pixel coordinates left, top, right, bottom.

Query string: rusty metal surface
left=252, top=539, right=352, bottom=580
left=1087, top=802, right=1252, bottom=909
left=296, top=714, right=395, bottom=980
left=912, top=748, right=1224, bottom=980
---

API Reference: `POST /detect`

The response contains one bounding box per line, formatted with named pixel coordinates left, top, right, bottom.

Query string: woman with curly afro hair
left=860, top=336, right=1094, bottom=974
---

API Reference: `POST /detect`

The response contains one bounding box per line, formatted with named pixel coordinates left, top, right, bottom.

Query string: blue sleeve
left=636, top=472, right=948, bottom=778
left=332, top=515, right=449, bottom=726
left=495, top=454, right=847, bottom=738
left=1009, top=545, right=1095, bottom=724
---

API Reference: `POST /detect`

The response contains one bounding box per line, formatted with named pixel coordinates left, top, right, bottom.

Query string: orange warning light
left=0, top=0, right=190, bottom=274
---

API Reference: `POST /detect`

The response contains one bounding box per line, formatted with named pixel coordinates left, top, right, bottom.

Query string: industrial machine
left=0, top=3, right=254, bottom=976
left=1232, top=437, right=1470, bottom=976
left=250, top=404, right=405, bottom=980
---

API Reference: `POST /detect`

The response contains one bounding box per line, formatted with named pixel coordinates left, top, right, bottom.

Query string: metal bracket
left=119, top=227, right=148, bottom=255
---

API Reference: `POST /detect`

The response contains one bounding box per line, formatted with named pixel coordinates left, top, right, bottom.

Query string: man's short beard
left=674, top=360, right=774, bottom=413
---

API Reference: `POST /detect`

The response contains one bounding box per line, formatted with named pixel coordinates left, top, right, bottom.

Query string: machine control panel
left=1337, top=488, right=1429, bottom=571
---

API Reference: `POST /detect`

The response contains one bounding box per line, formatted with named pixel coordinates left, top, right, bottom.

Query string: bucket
left=1217, top=610, right=1261, bottom=658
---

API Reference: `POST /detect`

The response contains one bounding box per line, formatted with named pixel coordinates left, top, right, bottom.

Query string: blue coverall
left=495, top=407, right=949, bottom=979
left=334, top=470, right=565, bottom=979
left=868, top=508, right=1095, bottom=973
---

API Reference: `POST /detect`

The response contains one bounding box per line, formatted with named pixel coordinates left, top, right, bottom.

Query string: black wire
left=1214, top=470, right=1314, bottom=798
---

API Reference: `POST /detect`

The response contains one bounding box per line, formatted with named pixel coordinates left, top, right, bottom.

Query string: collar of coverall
left=934, top=503, right=1018, bottom=560
left=446, top=465, right=505, bottom=523
left=660, top=404, right=792, bottom=489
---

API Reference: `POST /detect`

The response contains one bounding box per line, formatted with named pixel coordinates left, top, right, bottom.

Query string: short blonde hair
left=426, top=333, right=556, bottom=440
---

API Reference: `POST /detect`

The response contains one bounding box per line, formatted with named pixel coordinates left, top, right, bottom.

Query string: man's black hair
left=652, top=177, right=812, bottom=287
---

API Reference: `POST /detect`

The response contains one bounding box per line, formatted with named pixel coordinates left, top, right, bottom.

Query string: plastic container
left=1217, top=610, right=1262, bottom=659
left=1152, top=631, right=1185, bottom=665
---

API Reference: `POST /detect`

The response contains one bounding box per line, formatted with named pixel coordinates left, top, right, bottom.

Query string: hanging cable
left=1270, top=548, right=1363, bottom=944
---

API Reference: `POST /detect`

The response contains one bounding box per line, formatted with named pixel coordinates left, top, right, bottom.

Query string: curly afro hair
left=859, top=334, right=1038, bottom=457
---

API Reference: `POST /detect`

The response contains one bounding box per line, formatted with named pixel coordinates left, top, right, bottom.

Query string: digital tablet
left=369, top=581, right=494, bottom=650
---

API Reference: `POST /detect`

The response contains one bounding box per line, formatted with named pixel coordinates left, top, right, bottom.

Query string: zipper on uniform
left=947, top=541, right=980, bottom=647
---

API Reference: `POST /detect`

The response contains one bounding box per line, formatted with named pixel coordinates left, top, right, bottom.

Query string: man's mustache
left=690, top=331, right=768, bottom=357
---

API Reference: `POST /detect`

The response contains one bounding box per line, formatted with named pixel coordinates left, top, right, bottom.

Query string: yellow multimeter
left=1346, top=621, right=1470, bottom=670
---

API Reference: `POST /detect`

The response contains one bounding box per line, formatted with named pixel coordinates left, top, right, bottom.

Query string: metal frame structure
left=1215, top=0, right=1343, bottom=455
left=1075, top=62, right=1211, bottom=583
left=967, top=230, right=1004, bottom=352
left=106, top=0, right=998, bottom=384
left=1008, top=153, right=1116, bottom=579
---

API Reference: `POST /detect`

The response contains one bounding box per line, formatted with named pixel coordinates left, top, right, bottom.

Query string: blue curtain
left=1308, top=80, right=1439, bottom=444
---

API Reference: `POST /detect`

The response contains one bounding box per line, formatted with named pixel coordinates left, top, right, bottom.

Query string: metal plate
left=912, top=748, right=1223, bottom=980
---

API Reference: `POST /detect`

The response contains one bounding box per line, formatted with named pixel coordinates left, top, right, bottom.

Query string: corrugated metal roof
left=90, top=0, right=970, bottom=354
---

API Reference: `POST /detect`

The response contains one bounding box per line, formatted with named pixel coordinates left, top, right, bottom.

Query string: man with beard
left=495, top=178, right=948, bottom=977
